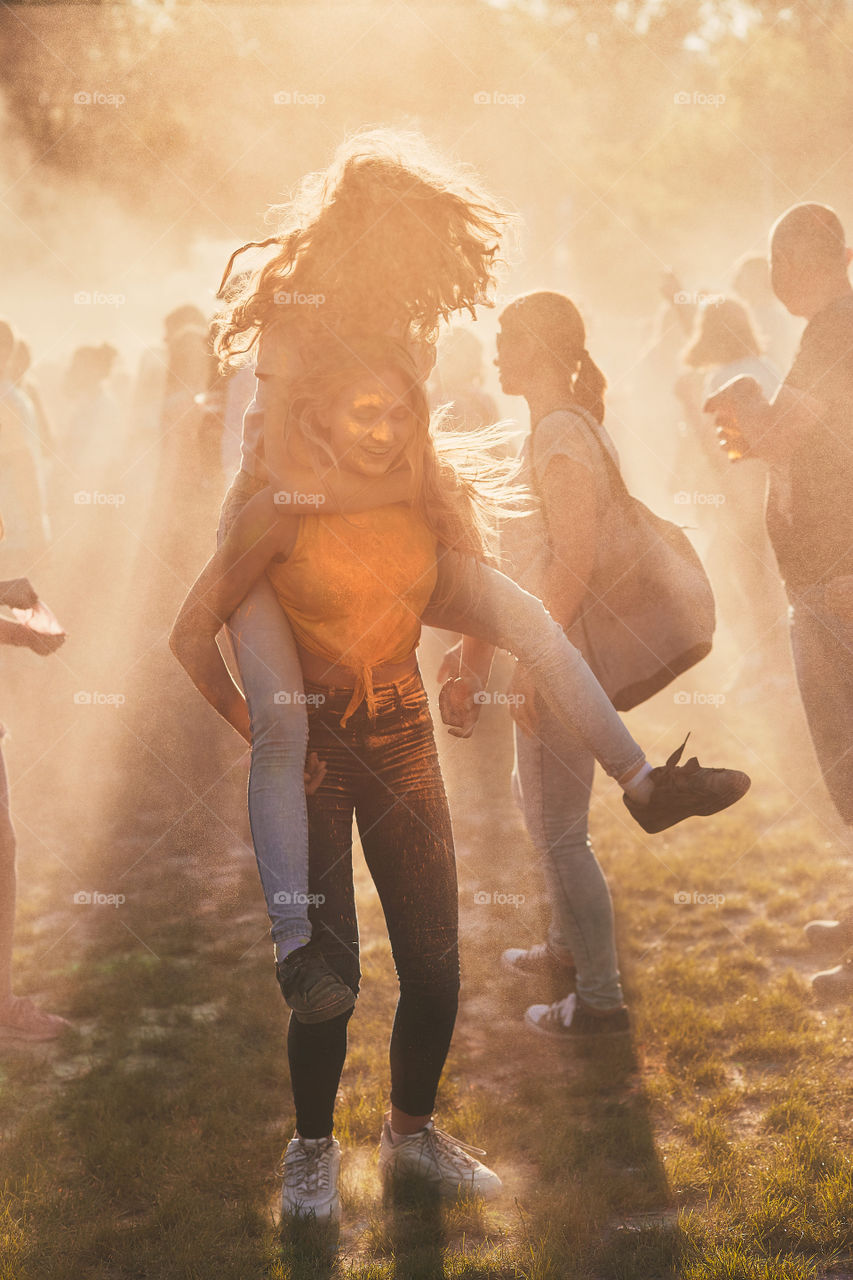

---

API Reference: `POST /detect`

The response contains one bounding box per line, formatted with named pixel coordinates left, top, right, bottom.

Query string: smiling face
left=327, top=367, right=418, bottom=476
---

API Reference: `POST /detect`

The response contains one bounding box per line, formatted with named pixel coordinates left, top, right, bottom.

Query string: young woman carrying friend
left=172, top=328, right=751, bottom=1220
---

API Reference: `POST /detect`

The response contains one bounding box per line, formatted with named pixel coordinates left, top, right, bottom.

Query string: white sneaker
left=501, top=941, right=576, bottom=980
left=0, top=995, right=70, bottom=1041
left=280, top=1134, right=341, bottom=1222
left=379, top=1117, right=502, bottom=1200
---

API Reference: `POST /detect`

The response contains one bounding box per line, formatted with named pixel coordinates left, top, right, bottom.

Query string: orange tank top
left=266, top=504, right=439, bottom=725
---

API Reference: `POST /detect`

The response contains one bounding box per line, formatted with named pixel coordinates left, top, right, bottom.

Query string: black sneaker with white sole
left=623, top=735, right=751, bottom=834
left=525, top=993, right=631, bottom=1039
left=804, top=917, right=853, bottom=958
left=275, top=944, right=356, bottom=1024
left=811, top=958, right=853, bottom=1000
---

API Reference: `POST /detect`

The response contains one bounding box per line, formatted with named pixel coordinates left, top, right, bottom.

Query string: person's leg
left=0, top=738, right=16, bottom=1006
left=217, top=474, right=311, bottom=955
left=354, top=673, right=501, bottom=1197
left=353, top=679, right=459, bottom=1122
left=0, top=736, right=69, bottom=1039
left=227, top=578, right=312, bottom=952
left=788, top=590, right=853, bottom=994
left=287, top=687, right=362, bottom=1138
left=422, top=550, right=645, bottom=783
left=425, top=550, right=751, bottom=835
left=514, top=705, right=623, bottom=1011
left=355, top=675, right=460, bottom=1116
left=789, top=590, right=853, bottom=825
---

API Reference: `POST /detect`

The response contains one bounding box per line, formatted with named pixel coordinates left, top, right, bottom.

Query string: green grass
left=2, top=640, right=853, bottom=1278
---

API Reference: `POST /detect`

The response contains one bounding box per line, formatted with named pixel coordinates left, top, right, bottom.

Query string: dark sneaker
left=804, top=918, right=853, bottom=958
left=275, top=945, right=356, bottom=1024
left=811, top=959, right=853, bottom=1000
left=525, top=993, right=631, bottom=1039
left=623, top=735, right=751, bottom=834
left=501, top=942, right=576, bottom=985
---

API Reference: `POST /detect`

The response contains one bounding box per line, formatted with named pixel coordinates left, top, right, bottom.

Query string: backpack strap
left=531, top=404, right=629, bottom=513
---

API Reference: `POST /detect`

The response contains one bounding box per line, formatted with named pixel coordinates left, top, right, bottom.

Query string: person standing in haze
left=0, top=570, right=69, bottom=1040
left=705, top=203, right=853, bottom=996
left=0, top=322, right=50, bottom=560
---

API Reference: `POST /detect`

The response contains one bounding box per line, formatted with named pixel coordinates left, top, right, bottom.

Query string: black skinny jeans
left=288, top=669, right=460, bottom=1138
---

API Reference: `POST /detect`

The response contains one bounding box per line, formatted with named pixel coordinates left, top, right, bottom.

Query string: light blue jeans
left=219, top=471, right=645, bottom=948
left=512, top=703, right=623, bottom=1010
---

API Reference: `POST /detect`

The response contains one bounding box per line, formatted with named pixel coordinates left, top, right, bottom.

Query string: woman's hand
left=437, top=639, right=462, bottom=685
left=0, top=578, right=38, bottom=610
left=825, top=576, right=853, bottom=623
left=303, top=751, right=327, bottom=795
left=438, top=674, right=484, bottom=739
left=508, top=664, right=539, bottom=738
left=0, top=618, right=65, bottom=655
left=704, top=377, right=767, bottom=459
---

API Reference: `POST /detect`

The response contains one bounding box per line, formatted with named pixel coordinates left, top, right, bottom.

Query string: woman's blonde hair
left=282, top=335, right=525, bottom=589
left=214, top=129, right=514, bottom=371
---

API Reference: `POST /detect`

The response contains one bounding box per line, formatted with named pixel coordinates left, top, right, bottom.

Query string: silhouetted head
left=65, top=343, right=118, bottom=397
left=0, top=319, right=16, bottom=377
left=683, top=297, right=763, bottom=369
left=496, top=290, right=607, bottom=422
left=732, top=254, right=773, bottom=307
left=770, top=203, right=851, bottom=319
left=9, top=339, right=32, bottom=384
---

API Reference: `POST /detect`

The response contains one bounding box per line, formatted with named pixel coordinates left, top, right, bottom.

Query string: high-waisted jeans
left=288, top=671, right=458, bottom=1136
left=218, top=469, right=644, bottom=947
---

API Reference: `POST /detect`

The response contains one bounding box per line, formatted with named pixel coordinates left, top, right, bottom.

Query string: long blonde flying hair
left=213, top=129, right=515, bottom=371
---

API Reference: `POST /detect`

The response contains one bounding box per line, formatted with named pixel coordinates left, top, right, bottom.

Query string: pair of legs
left=0, top=739, right=16, bottom=1008
left=0, top=734, right=68, bottom=1038
left=288, top=672, right=459, bottom=1137
left=513, top=701, right=623, bottom=1011
left=219, top=471, right=645, bottom=951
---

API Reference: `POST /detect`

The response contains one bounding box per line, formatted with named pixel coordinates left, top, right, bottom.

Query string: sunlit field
left=2, top=1, right=853, bottom=1277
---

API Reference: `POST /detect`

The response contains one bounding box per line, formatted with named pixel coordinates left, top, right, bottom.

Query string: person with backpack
left=447, top=291, right=750, bottom=1039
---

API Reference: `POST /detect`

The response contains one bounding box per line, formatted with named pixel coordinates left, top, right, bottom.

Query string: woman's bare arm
left=170, top=489, right=297, bottom=740
left=538, top=454, right=598, bottom=629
